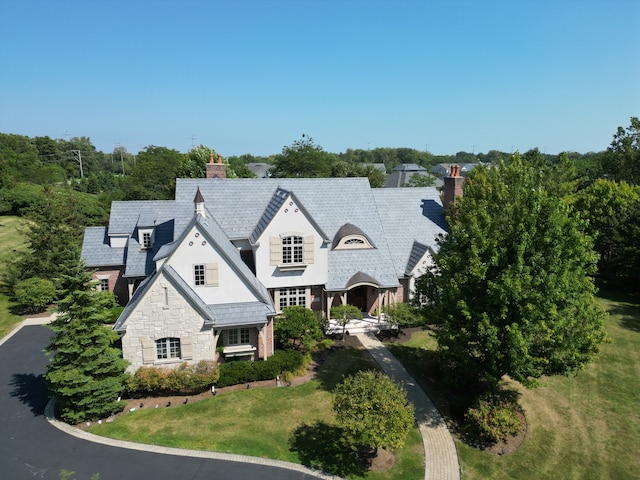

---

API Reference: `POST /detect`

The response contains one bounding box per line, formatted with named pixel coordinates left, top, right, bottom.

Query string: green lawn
left=388, top=288, right=640, bottom=480
left=0, top=216, right=27, bottom=338
left=92, top=347, right=425, bottom=480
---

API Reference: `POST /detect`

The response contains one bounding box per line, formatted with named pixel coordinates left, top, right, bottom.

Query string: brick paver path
left=356, top=332, right=460, bottom=480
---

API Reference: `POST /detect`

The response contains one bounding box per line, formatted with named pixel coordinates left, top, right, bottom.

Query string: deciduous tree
left=416, top=154, right=607, bottom=389
left=269, top=135, right=338, bottom=178
left=333, top=370, right=414, bottom=452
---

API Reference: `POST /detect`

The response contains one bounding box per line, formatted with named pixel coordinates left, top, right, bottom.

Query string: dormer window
left=332, top=223, right=376, bottom=250
left=142, top=231, right=152, bottom=249
left=139, top=228, right=154, bottom=250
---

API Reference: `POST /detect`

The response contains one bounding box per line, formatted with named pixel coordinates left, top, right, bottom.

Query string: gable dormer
left=138, top=227, right=155, bottom=250
left=250, top=187, right=330, bottom=285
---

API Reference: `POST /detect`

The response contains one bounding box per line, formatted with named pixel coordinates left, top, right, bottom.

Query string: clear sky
left=1, top=0, right=638, bottom=157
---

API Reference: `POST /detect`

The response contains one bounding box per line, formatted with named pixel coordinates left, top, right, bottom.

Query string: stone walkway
left=356, top=332, right=460, bottom=480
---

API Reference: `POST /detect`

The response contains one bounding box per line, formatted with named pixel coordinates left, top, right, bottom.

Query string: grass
left=92, top=346, right=426, bottom=480
left=387, top=288, right=640, bottom=480
left=0, top=216, right=27, bottom=338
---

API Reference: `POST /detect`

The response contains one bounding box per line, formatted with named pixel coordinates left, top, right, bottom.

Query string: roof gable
left=249, top=188, right=330, bottom=244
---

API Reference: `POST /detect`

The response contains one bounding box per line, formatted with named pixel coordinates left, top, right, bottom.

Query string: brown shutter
left=303, top=236, right=314, bottom=264
left=270, top=237, right=281, bottom=265
left=205, top=263, right=219, bottom=286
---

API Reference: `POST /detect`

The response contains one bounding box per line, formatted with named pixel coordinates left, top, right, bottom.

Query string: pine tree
left=45, top=263, right=129, bottom=423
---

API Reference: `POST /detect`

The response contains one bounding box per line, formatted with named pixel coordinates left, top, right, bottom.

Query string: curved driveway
left=0, top=325, right=331, bottom=480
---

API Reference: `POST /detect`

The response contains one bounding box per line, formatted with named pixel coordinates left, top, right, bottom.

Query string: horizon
left=1, top=1, right=638, bottom=157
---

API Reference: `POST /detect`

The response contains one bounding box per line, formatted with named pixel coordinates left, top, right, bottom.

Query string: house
left=81, top=160, right=462, bottom=373
left=384, top=163, right=436, bottom=188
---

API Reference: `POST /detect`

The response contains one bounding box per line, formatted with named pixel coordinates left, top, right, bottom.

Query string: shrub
left=382, top=303, right=426, bottom=327
left=465, top=391, right=524, bottom=444
left=216, top=350, right=306, bottom=387
left=274, top=306, right=322, bottom=351
left=127, top=361, right=219, bottom=396
left=14, top=277, right=56, bottom=312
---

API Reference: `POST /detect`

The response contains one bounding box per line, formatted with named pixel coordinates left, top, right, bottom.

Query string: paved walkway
left=356, top=332, right=460, bottom=480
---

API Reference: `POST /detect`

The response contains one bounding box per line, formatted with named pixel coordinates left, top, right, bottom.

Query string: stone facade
left=121, top=273, right=214, bottom=372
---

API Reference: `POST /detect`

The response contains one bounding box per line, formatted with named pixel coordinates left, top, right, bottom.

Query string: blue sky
left=1, top=0, right=638, bottom=156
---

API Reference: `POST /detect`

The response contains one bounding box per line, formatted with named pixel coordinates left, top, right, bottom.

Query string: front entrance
left=349, top=285, right=368, bottom=312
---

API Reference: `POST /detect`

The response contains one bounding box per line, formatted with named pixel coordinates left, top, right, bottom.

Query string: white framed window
left=279, top=287, right=307, bottom=310
left=99, top=278, right=109, bottom=292
left=194, top=264, right=206, bottom=286
left=142, top=231, right=152, bottom=249
left=282, top=236, right=303, bottom=264
left=227, top=328, right=251, bottom=345
left=156, top=337, right=181, bottom=360
left=194, top=263, right=219, bottom=287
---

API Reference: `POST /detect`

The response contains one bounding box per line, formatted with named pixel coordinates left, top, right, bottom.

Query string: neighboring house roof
left=384, top=163, right=433, bottom=188
left=373, top=187, right=447, bottom=276
left=246, top=163, right=272, bottom=178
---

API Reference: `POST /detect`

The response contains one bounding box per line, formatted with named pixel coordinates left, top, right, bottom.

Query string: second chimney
left=443, top=164, right=464, bottom=213
left=206, top=152, right=226, bottom=179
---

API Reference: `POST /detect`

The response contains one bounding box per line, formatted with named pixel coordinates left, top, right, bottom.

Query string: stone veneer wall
left=121, top=276, right=214, bottom=372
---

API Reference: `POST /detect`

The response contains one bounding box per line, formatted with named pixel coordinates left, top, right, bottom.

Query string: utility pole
left=70, top=150, right=83, bottom=178
left=115, top=143, right=125, bottom=175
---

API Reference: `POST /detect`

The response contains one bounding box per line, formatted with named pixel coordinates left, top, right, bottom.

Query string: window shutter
left=303, top=236, right=314, bottom=264
left=141, top=338, right=156, bottom=364
left=205, top=263, right=219, bottom=286
left=270, top=237, right=281, bottom=265
left=181, top=336, right=194, bottom=360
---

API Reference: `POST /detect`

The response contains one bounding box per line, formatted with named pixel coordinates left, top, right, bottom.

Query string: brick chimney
left=206, top=152, right=226, bottom=179
left=443, top=164, right=464, bottom=212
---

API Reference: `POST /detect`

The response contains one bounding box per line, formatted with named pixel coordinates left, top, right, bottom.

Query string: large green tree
left=269, top=135, right=338, bottom=178
left=123, top=146, right=184, bottom=200
left=45, top=263, right=128, bottom=423
left=417, top=155, right=607, bottom=389
left=572, top=179, right=640, bottom=285
left=602, top=116, right=640, bottom=184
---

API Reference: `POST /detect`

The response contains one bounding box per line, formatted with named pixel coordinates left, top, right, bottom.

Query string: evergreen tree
left=45, top=263, right=128, bottom=423
left=416, top=154, right=607, bottom=390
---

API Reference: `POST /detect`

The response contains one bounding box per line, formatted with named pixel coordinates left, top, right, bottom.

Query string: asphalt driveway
left=0, top=325, right=326, bottom=480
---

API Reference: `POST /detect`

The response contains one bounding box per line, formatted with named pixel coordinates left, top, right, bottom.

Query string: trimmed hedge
left=216, top=350, right=307, bottom=387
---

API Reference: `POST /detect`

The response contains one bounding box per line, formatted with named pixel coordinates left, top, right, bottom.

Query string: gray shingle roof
left=175, top=178, right=400, bottom=290
left=81, top=227, right=126, bottom=267
left=372, top=187, right=448, bottom=276
left=108, top=200, right=175, bottom=234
